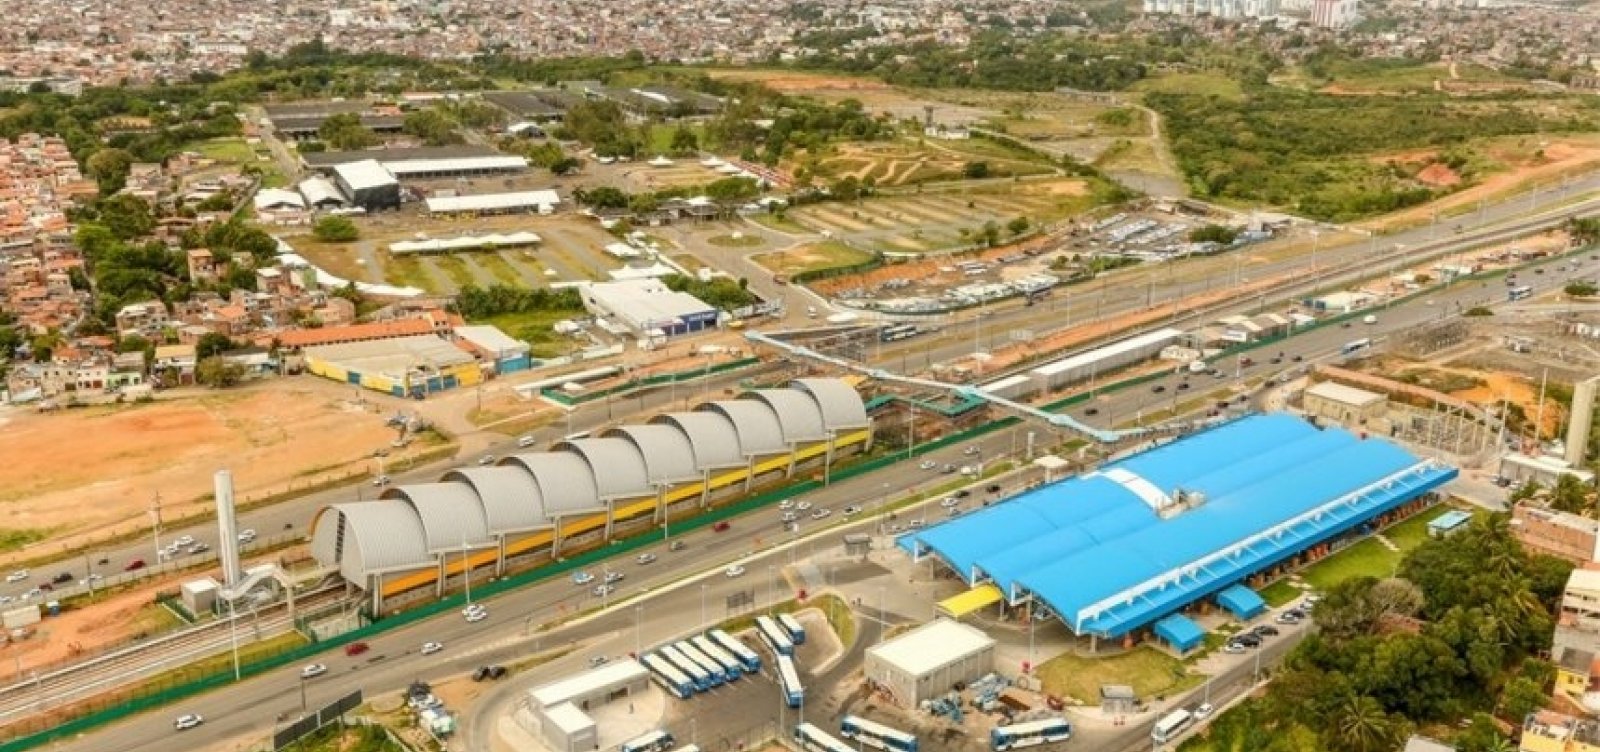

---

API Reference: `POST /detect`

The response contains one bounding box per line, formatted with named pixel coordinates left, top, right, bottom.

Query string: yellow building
left=1523, top=711, right=1600, bottom=752
left=303, top=335, right=483, bottom=397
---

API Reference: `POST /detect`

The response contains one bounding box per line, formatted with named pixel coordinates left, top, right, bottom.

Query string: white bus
left=675, top=640, right=732, bottom=684
left=1340, top=337, right=1372, bottom=356
left=659, top=644, right=715, bottom=690
left=777, top=613, right=806, bottom=644
left=1151, top=709, right=1194, bottom=744
left=709, top=629, right=762, bottom=673
left=621, top=730, right=676, bottom=752
left=691, top=634, right=743, bottom=680
left=794, top=723, right=854, bottom=752
left=840, top=715, right=918, bottom=752
left=755, top=615, right=794, bottom=656
left=990, top=717, right=1071, bottom=751
left=641, top=653, right=694, bottom=699
left=776, top=653, right=804, bottom=708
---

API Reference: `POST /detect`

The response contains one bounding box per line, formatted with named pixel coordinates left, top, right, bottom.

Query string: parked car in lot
left=1222, top=642, right=1245, bottom=654
left=1253, top=625, right=1280, bottom=637
left=472, top=665, right=507, bottom=681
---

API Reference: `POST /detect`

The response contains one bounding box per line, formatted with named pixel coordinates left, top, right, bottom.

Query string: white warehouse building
left=864, top=619, right=996, bottom=708
left=523, top=659, right=651, bottom=752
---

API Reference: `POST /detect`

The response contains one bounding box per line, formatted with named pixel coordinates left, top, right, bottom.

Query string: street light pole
left=634, top=605, right=642, bottom=655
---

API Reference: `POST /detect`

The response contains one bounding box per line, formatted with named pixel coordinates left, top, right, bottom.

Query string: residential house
left=1521, top=710, right=1600, bottom=752
left=1514, top=504, right=1599, bottom=564
left=152, top=343, right=197, bottom=386
left=187, top=248, right=219, bottom=282
left=115, top=300, right=170, bottom=337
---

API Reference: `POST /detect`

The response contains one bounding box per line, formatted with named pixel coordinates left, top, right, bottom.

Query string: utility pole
left=149, top=492, right=163, bottom=563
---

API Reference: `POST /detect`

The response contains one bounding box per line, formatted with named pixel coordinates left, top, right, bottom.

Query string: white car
left=79, top=574, right=104, bottom=587
left=4, top=570, right=26, bottom=583
left=301, top=663, right=327, bottom=679
left=517, top=435, right=537, bottom=448
left=778, top=499, right=795, bottom=510
left=592, top=583, right=617, bottom=597
left=421, top=641, right=444, bottom=656
left=572, top=571, right=595, bottom=585
left=963, top=446, right=981, bottom=456
left=237, top=529, right=257, bottom=543
left=919, top=460, right=937, bottom=470
left=796, top=501, right=813, bottom=511
left=175, top=535, right=195, bottom=547
left=842, top=505, right=861, bottom=516
left=372, top=475, right=391, bottom=487
left=22, top=588, right=41, bottom=600
left=940, top=497, right=960, bottom=508
left=477, top=455, right=496, bottom=466
left=464, top=604, right=488, bottom=622
left=811, top=509, right=831, bottom=520
left=725, top=565, right=746, bottom=578
left=1194, top=703, right=1215, bottom=720
left=604, top=571, right=624, bottom=584
left=635, top=553, right=657, bottom=565
left=174, top=714, right=204, bottom=730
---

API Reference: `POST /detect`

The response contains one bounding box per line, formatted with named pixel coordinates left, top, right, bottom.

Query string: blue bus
left=794, top=723, right=853, bottom=752
left=709, top=629, right=762, bottom=673
left=840, top=716, right=918, bottom=752
left=622, top=730, right=676, bottom=752
left=777, top=613, right=806, bottom=645
left=776, top=653, right=804, bottom=708
left=691, top=634, right=743, bottom=680
left=990, top=718, right=1071, bottom=751
left=659, top=644, right=715, bottom=690
left=675, top=640, right=732, bottom=684
left=755, top=615, right=794, bottom=656
left=641, top=653, right=694, bottom=699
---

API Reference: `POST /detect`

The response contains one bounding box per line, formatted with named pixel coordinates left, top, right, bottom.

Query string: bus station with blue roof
left=898, top=413, right=1458, bottom=652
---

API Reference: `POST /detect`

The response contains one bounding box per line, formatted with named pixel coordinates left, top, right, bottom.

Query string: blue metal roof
left=1153, top=614, right=1205, bottom=652
left=1216, top=585, right=1266, bottom=619
left=898, top=414, right=1458, bottom=640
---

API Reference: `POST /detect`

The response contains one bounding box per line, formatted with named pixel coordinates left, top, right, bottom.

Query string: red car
left=712, top=521, right=731, bottom=532
left=345, top=641, right=370, bottom=657
left=124, top=559, right=146, bottom=571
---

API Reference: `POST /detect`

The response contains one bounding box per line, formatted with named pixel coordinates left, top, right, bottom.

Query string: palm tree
left=1332, top=696, right=1396, bottom=752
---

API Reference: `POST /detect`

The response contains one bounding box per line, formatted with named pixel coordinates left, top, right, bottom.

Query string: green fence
left=539, top=358, right=761, bottom=406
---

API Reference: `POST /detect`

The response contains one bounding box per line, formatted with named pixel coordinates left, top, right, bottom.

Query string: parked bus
left=641, top=653, right=694, bottom=699
left=776, top=653, right=804, bottom=708
left=990, top=718, right=1072, bottom=751
left=777, top=613, right=806, bottom=645
left=659, top=644, right=714, bottom=690
left=1151, top=709, right=1194, bottom=745
left=675, top=640, right=732, bottom=684
left=1340, top=338, right=1372, bottom=356
left=840, top=715, right=918, bottom=752
left=755, top=615, right=795, bottom=656
left=1509, top=285, right=1534, bottom=301
left=621, top=730, right=676, bottom=752
left=793, top=724, right=853, bottom=752
left=709, top=629, right=762, bottom=673
left=691, top=634, right=743, bottom=680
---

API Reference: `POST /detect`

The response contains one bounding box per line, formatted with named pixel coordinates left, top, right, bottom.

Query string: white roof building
left=333, top=160, right=399, bottom=192
left=254, top=188, right=306, bottom=211
left=865, top=619, right=996, bottom=708
left=389, top=156, right=529, bottom=178
left=578, top=278, right=718, bottom=336
left=424, top=190, right=560, bottom=214
left=529, top=659, right=650, bottom=711
left=298, top=177, right=345, bottom=207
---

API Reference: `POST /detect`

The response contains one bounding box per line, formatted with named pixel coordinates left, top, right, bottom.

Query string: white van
left=1362, top=314, right=1377, bottom=325
left=517, top=435, right=537, bottom=448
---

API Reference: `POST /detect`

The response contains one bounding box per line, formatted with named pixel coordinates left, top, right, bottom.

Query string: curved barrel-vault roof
left=315, top=501, right=430, bottom=581
left=381, top=483, right=492, bottom=552
left=604, top=425, right=701, bottom=483
left=502, top=452, right=603, bottom=514
left=791, top=377, right=870, bottom=430
left=700, top=400, right=787, bottom=456
left=744, top=389, right=828, bottom=443
left=441, top=467, right=548, bottom=532
left=650, top=412, right=745, bottom=469
left=555, top=437, right=652, bottom=498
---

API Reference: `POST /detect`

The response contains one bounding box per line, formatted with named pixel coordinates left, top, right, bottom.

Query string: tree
left=1498, top=676, right=1546, bottom=722
left=1007, top=216, right=1031, bottom=236
left=1329, top=695, right=1404, bottom=752
left=705, top=177, right=759, bottom=203
left=117, top=334, right=151, bottom=354
left=196, top=356, right=245, bottom=388
left=402, top=110, right=460, bottom=146
left=97, top=194, right=155, bottom=240
left=1189, top=224, right=1240, bottom=244
left=195, top=332, right=237, bottom=359
left=85, top=148, right=135, bottom=194
left=317, top=113, right=378, bottom=151
left=312, top=215, right=360, bottom=242
left=1551, top=473, right=1591, bottom=514
left=963, top=161, right=991, bottom=179
left=549, top=156, right=581, bottom=175
left=981, top=220, right=1001, bottom=247
left=1565, top=281, right=1598, bottom=297
left=580, top=186, right=629, bottom=210
left=669, top=125, right=699, bottom=155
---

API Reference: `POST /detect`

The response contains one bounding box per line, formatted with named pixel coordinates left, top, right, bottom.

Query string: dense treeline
left=453, top=284, right=583, bottom=319
left=1183, top=515, right=1571, bottom=752
left=1149, top=85, right=1597, bottom=220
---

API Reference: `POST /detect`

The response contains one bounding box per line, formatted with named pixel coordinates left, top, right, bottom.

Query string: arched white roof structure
left=604, top=425, right=701, bottom=483
left=442, top=467, right=548, bottom=532
left=651, top=412, right=745, bottom=469
left=744, top=389, right=829, bottom=443
left=308, top=379, right=870, bottom=586
left=502, top=453, right=603, bottom=514
left=555, top=438, right=652, bottom=498
left=700, top=400, right=787, bottom=455
left=381, top=483, right=492, bottom=551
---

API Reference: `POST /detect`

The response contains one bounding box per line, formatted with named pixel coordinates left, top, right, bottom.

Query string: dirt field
left=1362, top=135, right=1600, bottom=232
left=786, top=179, right=1093, bottom=254
left=0, top=380, right=401, bottom=558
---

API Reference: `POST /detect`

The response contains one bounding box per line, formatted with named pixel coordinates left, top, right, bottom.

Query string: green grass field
left=1037, top=646, right=1204, bottom=704
left=476, top=308, right=583, bottom=358
left=1132, top=73, right=1244, bottom=101
left=1299, top=506, right=1476, bottom=591
left=751, top=241, right=876, bottom=276
left=188, top=137, right=257, bottom=163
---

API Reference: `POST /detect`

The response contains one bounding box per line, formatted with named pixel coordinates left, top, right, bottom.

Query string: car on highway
left=725, top=565, right=746, bottom=578
left=79, top=574, right=103, bottom=587
left=604, top=571, right=624, bottom=584
left=1152, top=384, right=1166, bottom=393
left=174, top=714, right=204, bottom=731
left=22, top=588, right=42, bottom=599
left=778, top=499, right=795, bottom=510
left=592, top=584, right=616, bottom=597
left=345, top=642, right=370, bottom=657
left=5, top=570, right=26, bottom=583
left=51, top=572, right=72, bottom=584
left=188, top=542, right=210, bottom=554
left=781, top=511, right=798, bottom=522
left=421, top=642, right=444, bottom=656
left=1194, top=703, right=1215, bottom=720
left=472, top=665, right=507, bottom=681
left=963, top=446, right=981, bottom=456
left=713, top=521, right=731, bottom=532
left=796, top=500, right=813, bottom=511
left=517, top=435, right=538, bottom=448
left=372, top=475, right=391, bottom=487
left=940, top=497, right=960, bottom=508
left=941, top=464, right=957, bottom=474
left=960, top=466, right=978, bottom=477
left=589, top=655, right=609, bottom=668
left=301, top=663, right=328, bottom=679
left=464, top=604, right=489, bottom=622
left=986, top=484, right=1002, bottom=494
left=842, top=505, right=861, bottom=516
left=572, top=571, right=595, bottom=585
left=919, top=460, right=938, bottom=470
left=1292, top=354, right=1304, bottom=362
left=238, top=529, right=257, bottom=543
left=175, top=535, right=195, bottom=547
left=635, top=553, right=657, bottom=565
left=811, top=508, right=831, bottom=520
left=478, top=455, right=496, bottom=466
left=124, top=559, right=145, bottom=571
left=1084, top=407, right=1099, bottom=416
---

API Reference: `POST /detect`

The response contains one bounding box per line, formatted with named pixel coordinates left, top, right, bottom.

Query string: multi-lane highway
left=43, top=237, right=1600, bottom=752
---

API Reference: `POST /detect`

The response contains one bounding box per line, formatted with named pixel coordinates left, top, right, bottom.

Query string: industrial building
left=309, top=379, right=871, bottom=610
left=579, top=279, right=719, bottom=338
left=304, top=146, right=529, bottom=180
left=302, top=335, right=483, bottom=397
left=1302, top=381, right=1387, bottom=426
left=980, top=328, right=1184, bottom=400
left=864, top=619, right=996, bottom=708
left=522, top=660, right=651, bottom=752
left=424, top=190, right=561, bottom=216
left=899, top=414, right=1457, bottom=650
left=331, top=160, right=401, bottom=212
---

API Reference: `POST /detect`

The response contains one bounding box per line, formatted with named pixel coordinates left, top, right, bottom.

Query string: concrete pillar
left=604, top=500, right=615, bottom=539
left=700, top=470, right=712, bottom=508
left=497, top=538, right=507, bottom=576
left=743, top=456, right=756, bottom=492
left=786, top=443, right=798, bottom=477
left=435, top=558, right=446, bottom=597
left=1567, top=376, right=1600, bottom=467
